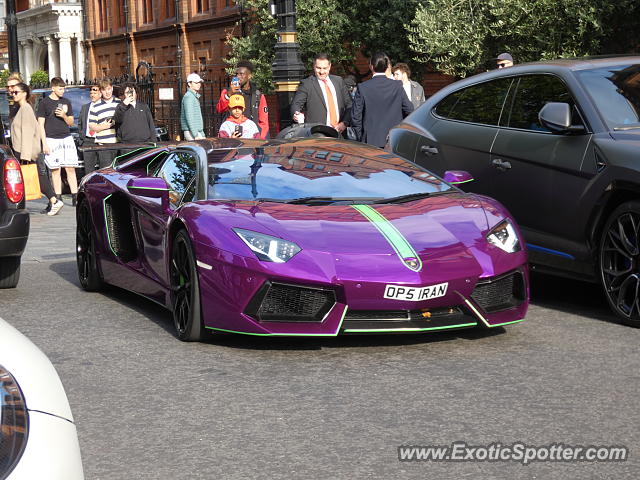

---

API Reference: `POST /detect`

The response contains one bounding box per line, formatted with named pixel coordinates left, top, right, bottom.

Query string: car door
left=134, top=150, right=198, bottom=283
left=413, top=77, right=514, bottom=195
left=489, top=74, right=592, bottom=247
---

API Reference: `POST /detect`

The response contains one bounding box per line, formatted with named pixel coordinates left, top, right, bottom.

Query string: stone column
left=56, top=33, right=75, bottom=83
left=18, top=42, right=25, bottom=76
left=76, top=40, right=86, bottom=82
left=43, top=36, right=59, bottom=79
left=23, top=40, right=34, bottom=81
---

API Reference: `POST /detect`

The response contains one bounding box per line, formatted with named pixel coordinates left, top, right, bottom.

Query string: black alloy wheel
left=170, top=230, right=204, bottom=341
left=599, top=201, right=640, bottom=326
left=76, top=200, right=104, bottom=291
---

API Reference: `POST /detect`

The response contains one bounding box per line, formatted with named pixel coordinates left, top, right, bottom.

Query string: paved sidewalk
left=23, top=195, right=77, bottom=263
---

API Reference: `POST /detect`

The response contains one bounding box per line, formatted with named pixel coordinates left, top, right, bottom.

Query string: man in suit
left=291, top=53, right=352, bottom=134
left=77, top=85, right=102, bottom=176
left=392, top=63, right=426, bottom=109
left=351, top=52, right=414, bottom=148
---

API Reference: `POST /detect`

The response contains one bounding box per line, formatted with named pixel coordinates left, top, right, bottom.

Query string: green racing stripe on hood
left=352, top=204, right=423, bottom=272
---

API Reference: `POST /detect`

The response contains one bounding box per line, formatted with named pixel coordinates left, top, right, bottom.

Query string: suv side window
left=506, top=74, right=581, bottom=131
left=155, top=151, right=197, bottom=207
left=434, top=78, right=513, bottom=126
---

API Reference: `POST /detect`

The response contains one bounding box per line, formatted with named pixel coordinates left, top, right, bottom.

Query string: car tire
left=599, top=200, right=640, bottom=326
left=170, top=230, right=205, bottom=341
left=76, top=200, right=104, bottom=291
left=0, top=256, right=20, bottom=289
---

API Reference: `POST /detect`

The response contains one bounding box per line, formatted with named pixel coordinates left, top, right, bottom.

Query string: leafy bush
left=29, top=70, right=50, bottom=88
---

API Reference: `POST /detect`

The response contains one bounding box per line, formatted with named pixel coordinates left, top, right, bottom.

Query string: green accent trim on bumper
left=204, top=305, right=348, bottom=337
left=487, top=318, right=526, bottom=327
left=343, top=322, right=477, bottom=333
left=352, top=204, right=422, bottom=272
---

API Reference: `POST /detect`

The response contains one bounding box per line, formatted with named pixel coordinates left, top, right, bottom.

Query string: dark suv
left=389, top=56, right=640, bottom=325
left=0, top=120, right=29, bottom=288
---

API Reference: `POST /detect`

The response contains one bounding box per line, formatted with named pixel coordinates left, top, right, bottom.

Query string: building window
left=114, top=0, right=126, bottom=28
left=97, top=0, right=109, bottom=32
left=196, top=0, right=209, bottom=13
left=164, top=0, right=176, bottom=18
left=142, top=0, right=154, bottom=23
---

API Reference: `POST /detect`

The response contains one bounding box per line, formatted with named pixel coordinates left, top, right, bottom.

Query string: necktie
left=322, top=79, right=338, bottom=127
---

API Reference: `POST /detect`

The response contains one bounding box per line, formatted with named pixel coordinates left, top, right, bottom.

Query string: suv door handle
left=420, top=145, right=439, bottom=155
left=492, top=158, right=511, bottom=170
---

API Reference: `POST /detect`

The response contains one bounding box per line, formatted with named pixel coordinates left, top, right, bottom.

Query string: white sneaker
left=47, top=199, right=64, bottom=216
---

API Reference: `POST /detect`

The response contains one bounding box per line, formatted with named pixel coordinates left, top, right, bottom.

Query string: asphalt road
left=1, top=197, right=639, bottom=479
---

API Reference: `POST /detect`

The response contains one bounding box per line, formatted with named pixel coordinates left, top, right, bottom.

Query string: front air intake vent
left=471, top=270, right=525, bottom=313
left=245, top=282, right=336, bottom=322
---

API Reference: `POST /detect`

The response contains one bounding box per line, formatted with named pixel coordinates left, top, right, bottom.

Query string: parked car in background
left=389, top=56, right=640, bottom=325
left=0, top=135, right=29, bottom=288
left=0, top=316, right=84, bottom=479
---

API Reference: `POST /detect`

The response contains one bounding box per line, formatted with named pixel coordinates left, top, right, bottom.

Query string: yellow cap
left=229, top=94, right=245, bottom=109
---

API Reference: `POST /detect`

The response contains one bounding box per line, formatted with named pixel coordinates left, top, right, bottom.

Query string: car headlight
left=486, top=219, right=521, bottom=253
left=233, top=228, right=301, bottom=262
left=0, top=364, right=29, bottom=476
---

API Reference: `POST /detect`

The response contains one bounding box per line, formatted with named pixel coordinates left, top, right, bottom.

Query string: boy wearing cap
left=496, top=53, right=514, bottom=69
left=218, top=94, right=260, bottom=139
left=181, top=73, right=205, bottom=140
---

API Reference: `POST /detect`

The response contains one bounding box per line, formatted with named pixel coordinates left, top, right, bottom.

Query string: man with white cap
left=496, top=53, right=514, bottom=69
left=181, top=73, right=205, bottom=140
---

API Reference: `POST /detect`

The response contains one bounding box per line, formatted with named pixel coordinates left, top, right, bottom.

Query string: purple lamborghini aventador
left=76, top=137, right=529, bottom=341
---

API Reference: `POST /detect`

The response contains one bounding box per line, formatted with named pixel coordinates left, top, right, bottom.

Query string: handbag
left=21, top=162, right=42, bottom=201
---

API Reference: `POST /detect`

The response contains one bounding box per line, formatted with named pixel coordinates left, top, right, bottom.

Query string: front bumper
left=197, top=258, right=529, bottom=336
left=0, top=209, right=29, bottom=257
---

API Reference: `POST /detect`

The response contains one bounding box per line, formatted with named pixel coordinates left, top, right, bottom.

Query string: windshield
left=63, top=89, right=91, bottom=121
left=576, top=64, right=640, bottom=130
left=207, top=147, right=451, bottom=203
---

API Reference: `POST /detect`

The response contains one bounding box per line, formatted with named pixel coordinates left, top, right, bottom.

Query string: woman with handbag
left=10, top=83, right=61, bottom=215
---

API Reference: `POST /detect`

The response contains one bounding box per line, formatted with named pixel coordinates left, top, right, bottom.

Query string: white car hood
left=0, top=316, right=74, bottom=421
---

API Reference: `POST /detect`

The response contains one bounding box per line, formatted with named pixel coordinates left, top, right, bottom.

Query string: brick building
left=84, top=0, right=243, bottom=82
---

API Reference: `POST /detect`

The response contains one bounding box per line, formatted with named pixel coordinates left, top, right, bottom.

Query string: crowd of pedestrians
left=6, top=49, right=489, bottom=214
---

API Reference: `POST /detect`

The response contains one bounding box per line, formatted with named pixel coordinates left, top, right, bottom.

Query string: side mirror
left=443, top=170, right=474, bottom=185
left=539, top=102, right=586, bottom=134
left=127, top=177, right=170, bottom=210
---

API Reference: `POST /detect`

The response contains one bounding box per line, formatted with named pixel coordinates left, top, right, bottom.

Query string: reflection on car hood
left=186, top=193, right=510, bottom=281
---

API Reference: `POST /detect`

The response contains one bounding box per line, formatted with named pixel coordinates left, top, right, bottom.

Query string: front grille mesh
left=471, top=271, right=524, bottom=313
left=256, top=283, right=336, bottom=322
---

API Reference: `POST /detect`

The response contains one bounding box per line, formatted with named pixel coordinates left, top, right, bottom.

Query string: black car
left=389, top=56, right=640, bottom=325
left=0, top=119, right=29, bottom=288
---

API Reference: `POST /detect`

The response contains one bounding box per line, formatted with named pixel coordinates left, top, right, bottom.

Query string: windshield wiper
left=373, top=192, right=440, bottom=204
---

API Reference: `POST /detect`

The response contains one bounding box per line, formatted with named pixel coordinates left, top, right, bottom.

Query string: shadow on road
left=49, top=258, right=624, bottom=350
left=528, top=271, right=618, bottom=324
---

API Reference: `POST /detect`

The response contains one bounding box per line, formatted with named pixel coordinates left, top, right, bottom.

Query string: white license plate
left=383, top=282, right=448, bottom=301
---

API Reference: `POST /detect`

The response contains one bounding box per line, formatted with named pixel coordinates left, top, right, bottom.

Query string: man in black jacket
left=113, top=83, right=156, bottom=146
left=291, top=53, right=352, bottom=134
left=351, top=52, right=413, bottom=148
left=78, top=85, right=102, bottom=175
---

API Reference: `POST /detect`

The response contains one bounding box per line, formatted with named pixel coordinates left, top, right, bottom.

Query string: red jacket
left=217, top=85, right=269, bottom=139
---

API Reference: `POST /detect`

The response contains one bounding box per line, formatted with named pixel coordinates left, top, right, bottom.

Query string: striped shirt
left=90, top=98, right=121, bottom=143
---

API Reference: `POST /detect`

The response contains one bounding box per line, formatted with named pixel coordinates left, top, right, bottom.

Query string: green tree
left=226, top=0, right=419, bottom=91
left=29, top=70, right=50, bottom=88
left=407, top=0, right=640, bottom=78
left=0, top=70, right=10, bottom=88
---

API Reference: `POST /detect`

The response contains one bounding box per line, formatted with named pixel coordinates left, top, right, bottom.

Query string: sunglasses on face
left=90, top=88, right=100, bottom=92
left=9, top=91, right=22, bottom=96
